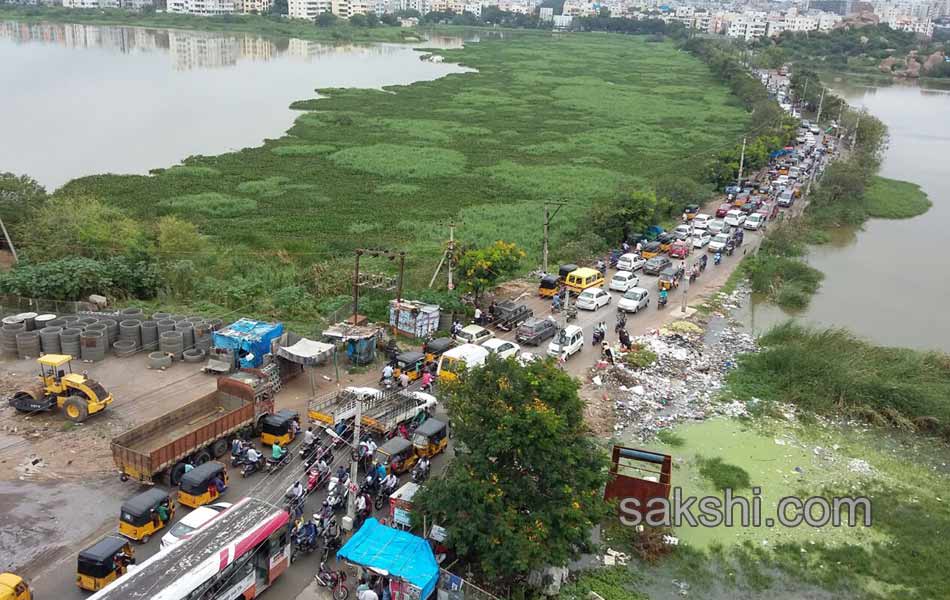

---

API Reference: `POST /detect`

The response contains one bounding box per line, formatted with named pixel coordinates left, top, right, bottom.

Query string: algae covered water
left=0, top=20, right=469, bottom=189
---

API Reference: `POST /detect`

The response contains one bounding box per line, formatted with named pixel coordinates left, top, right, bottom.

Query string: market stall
left=338, top=518, right=439, bottom=600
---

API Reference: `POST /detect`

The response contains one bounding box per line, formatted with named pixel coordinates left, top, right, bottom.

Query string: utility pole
left=801, top=78, right=808, bottom=109
left=736, top=137, right=747, bottom=188
left=393, top=251, right=406, bottom=336
left=0, top=216, right=17, bottom=264
left=428, top=223, right=456, bottom=290
left=345, top=399, right=361, bottom=531
left=851, top=112, right=861, bottom=148
left=542, top=201, right=567, bottom=274
left=815, top=89, right=825, bottom=124
left=352, top=249, right=362, bottom=325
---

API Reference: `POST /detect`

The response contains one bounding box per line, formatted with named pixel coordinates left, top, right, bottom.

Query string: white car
left=616, top=253, right=645, bottom=272
left=617, top=287, right=650, bottom=314
left=744, top=213, right=765, bottom=230
left=707, top=219, right=729, bottom=236
left=708, top=233, right=731, bottom=253
left=575, top=288, right=611, bottom=311
left=724, top=209, right=746, bottom=228
left=809, top=125, right=821, bottom=135
left=608, top=271, right=639, bottom=292
left=516, top=352, right=541, bottom=366
left=672, top=224, right=692, bottom=240
left=481, top=338, right=521, bottom=360
left=692, top=231, right=711, bottom=248
left=692, top=214, right=712, bottom=230
left=547, top=325, right=584, bottom=359
left=160, top=502, right=232, bottom=550
left=454, top=324, right=494, bottom=345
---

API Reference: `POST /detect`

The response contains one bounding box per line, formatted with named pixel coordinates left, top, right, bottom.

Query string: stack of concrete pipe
left=175, top=321, right=195, bottom=352
left=141, top=320, right=159, bottom=351
left=151, top=312, right=171, bottom=322
left=15, top=312, right=37, bottom=331
left=119, top=320, right=142, bottom=351
left=16, top=331, right=41, bottom=359
left=157, top=319, right=176, bottom=335
left=1, top=317, right=24, bottom=356
left=60, top=328, right=82, bottom=357
left=159, top=330, right=184, bottom=360
left=194, top=321, right=213, bottom=353
left=80, top=330, right=107, bottom=362
left=39, top=326, right=63, bottom=354
left=76, top=317, right=98, bottom=330
left=120, top=307, right=144, bottom=322
left=60, top=315, right=79, bottom=327
left=34, top=314, right=57, bottom=329
left=113, top=339, right=136, bottom=358
left=46, top=318, right=66, bottom=328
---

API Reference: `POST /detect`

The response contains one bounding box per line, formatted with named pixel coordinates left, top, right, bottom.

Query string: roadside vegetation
left=862, top=175, right=932, bottom=219
left=4, top=33, right=759, bottom=325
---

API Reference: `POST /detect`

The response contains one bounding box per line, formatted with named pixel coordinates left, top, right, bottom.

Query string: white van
left=547, top=325, right=584, bottom=359
left=438, top=343, right=490, bottom=382
left=617, top=253, right=645, bottom=272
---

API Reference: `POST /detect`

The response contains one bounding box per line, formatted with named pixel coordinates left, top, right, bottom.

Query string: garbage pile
left=595, top=319, right=758, bottom=441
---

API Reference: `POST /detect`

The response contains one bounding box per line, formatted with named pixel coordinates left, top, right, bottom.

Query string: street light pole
left=345, top=399, right=362, bottom=531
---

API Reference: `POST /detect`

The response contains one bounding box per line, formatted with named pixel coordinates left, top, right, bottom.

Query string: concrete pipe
left=1, top=316, right=24, bottom=326
left=112, top=339, right=136, bottom=358
left=60, top=315, right=79, bottom=326
left=98, top=319, right=118, bottom=346
left=182, top=348, right=206, bottom=363
left=16, top=331, right=41, bottom=359
left=148, top=351, right=173, bottom=370
left=159, top=330, right=184, bottom=360
left=76, top=317, right=99, bottom=329
left=169, top=314, right=187, bottom=323
left=141, top=320, right=159, bottom=350
left=157, top=319, right=176, bottom=335
left=34, top=314, right=57, bottom=329
left=39, top=326, right=63, bottom=354
left=15, top=312, right=38, bottom=331
left=81, top=330, right=106, bottom=362
left=119, top=320, right=142, bottom=350
left=120, top=307, right=144, bottom=322
left=151, top=312, right=171, bottom=321
left=174, top=322, right=195, bottom=351
left=2, top=321, right=25, bottom=355
left=46, top=318, right=66, bottom=328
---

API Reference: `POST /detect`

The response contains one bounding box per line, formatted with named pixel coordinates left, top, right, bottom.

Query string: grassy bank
left=0, top=6, right=414, bottom=42
left=863, top=176, right=932, bottom=219
left=14, top=33, right=749, bottom=321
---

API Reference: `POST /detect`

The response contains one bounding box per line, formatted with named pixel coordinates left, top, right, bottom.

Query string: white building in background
left=167, top=0, right=238, bottom=15
left=539, top=5, right=553, bottom=20
left=727, top=14, right=768, bottom=40
left=288, top=0, right=331, bottom=18
left=240, top=0, right=274, bottom=12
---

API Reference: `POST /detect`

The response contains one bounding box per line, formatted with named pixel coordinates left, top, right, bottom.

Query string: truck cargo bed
left=122, top=395, right=244, bottom=454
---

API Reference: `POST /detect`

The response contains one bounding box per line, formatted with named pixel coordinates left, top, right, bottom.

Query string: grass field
left=55, top=33, right=749, bottom=298
left=863, top=176, right=932, bottom=219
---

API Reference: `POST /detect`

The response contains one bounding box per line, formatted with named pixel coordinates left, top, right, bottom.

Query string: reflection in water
left=739, top=79, right=950, bottom=352
left=0, top=20, right=470, bottom=189
left=0, top=20, right=423, bottom=70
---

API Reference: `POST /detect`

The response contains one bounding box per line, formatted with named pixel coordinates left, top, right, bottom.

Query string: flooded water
left=737, top=80, right=950, bottom=352
left=0, top=20, right=470, bottom=189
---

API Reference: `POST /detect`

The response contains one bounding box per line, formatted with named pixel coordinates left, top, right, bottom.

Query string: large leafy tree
left=413, top=357, right=609, bottom=582
left=0, top=172, right=47, bottom=231
left=456, top=240, right=524, bottom=303
left=590, top=188, right=657, bottom=245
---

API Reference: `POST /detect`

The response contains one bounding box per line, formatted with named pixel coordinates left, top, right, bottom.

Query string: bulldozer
left=9, top=355, right=113, bottom=423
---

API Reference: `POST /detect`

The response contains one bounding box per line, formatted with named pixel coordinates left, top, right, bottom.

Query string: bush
left=159, top=193, right=258, bottom=218
left=0, top=255, right=160, bottom=300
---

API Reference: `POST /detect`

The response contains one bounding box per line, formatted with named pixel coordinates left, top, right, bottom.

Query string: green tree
left=156, top=215, right=206, bottom=259
left=590, top=189, right=657, bottom=245
left=270, top=0, right=288, bottom=14
left=17, top=195, right=145, bottom=261
left=349, top=13, right=367, bottom=26
left=412, top=357, right=609, bottom=582
left=654, top=175, right=708, bottom=219
left=456, top=240, right=524, bottom=303
left=0, top=172, right=47, bottom=230
left=316, top=11, right=338, bottom=26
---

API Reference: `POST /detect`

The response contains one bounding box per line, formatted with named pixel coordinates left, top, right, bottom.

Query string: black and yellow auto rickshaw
left=656, top=233, right=675, bottom=253
left=177, top=461, right=228, bottom=509
left=261, top=409, right=300, bottom=446
left=684, top=204, right=701, bottom=220
left=0, top=573, right=31, bottom=600
left=118, top=488, right=175, bottom=544
left=393, top=351, right=426, bottom=382
left=76, top=536, right=134, bottom=592
left=538, top=274, right=559, bottom=298
left=640, top=241, right=662, bottom=259
left=658, top=267, right=681, bottom=291
left=423, top=337, right=454, bottom=363
left=412, top=418, right=448, bottom=458
left=375, top=436, right=418, bottom=475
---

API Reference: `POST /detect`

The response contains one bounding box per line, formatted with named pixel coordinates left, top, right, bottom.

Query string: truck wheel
left=194, top=450, right=212, bottom=466
left=170, top=463, right=188, bottom=486
left=211, top=439, right=228, bottom=458
left=63, top=396, right=89, bottom=423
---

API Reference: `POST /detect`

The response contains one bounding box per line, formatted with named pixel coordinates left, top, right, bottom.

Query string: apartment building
left=167, top=0, right=238, bottom=15
left=240, top=0, right=274, bottom=12
left=727, top=14, right=768, bottom=40
left=288, top=0, right=331, bottom=18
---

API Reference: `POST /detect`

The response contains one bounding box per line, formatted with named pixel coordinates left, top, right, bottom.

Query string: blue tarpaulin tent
left=212, top=318, right=284, bottom=368
left=338, top=518, right=439, bottom=600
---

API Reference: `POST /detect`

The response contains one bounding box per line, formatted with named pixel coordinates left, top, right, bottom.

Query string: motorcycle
left=411, top=460, right=430, bottom=484
left=325, top=475, right=348, bottom=512
left=714, top=252, right=722, bottom=266
left=298, top=437, right=320, bottom=461
left=307, top=465, right=331, bottom=495
left=614, top=313, right=627, bottom=335
left=265, top=451, right=290, bottom=474
left=375, top=478, right=399, bottom=511
left=230, top=446, right=250, bottom=468
left=565, top=305, right=578, bottom=322
left=658, top=293, right=668, bottom=309
left=241, top=455, right=264, bottom=478
left=285, top=491, right=306, bottom=520
left=592, top=325, right=605, bottom=346
left=290, top=521, right=320, bottom=563
left=314, top=557, right=348, bottom=600
left=304, top=444, right=332, bottom=470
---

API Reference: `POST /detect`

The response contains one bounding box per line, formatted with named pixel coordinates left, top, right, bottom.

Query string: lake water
left=0, top=20, right=470, bottom=190
left=737, top=79, right=950, bottom=353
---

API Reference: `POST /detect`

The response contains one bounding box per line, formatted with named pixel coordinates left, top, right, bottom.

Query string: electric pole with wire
left=543, top=201, right=567, bottom=274
left=736, top=137, right=747, bottom=188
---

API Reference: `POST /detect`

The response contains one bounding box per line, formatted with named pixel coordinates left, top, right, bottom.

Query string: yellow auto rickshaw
left=393, top=351, right=426, bottom=382
left=261, top=409, right=299, bottom=446
left=412, top=418, right=448, bottom=458
left=656, top=233, right=675, bottom=253
left=684, top=204, right=700, bottom=220
left=640, top=241, right=662, bottom=259
left=658, top=267, right=681, bottom=291
left=177, top=461, right=228, bottom=509
left=423, top=337, right=454, bottom=363
left=375, top=436, right=418, bottom=475
left=538, top=274, right=559, bottom=298
left=118, top=488, right=175, bottom=543
left=0, top=573, right=31, bottom=600
left=76, top=536, right=134, bottom=592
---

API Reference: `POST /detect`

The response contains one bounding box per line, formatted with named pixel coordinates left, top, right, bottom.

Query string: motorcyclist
left=298, top=518, right=318, bottom=547
left=414, top=456, right=431, bottom=480
left=245, top=446, right=262, bottom=466
left=303, top=427, right=315, bottom=447
left=272, top=441, right=286, bottom=461
left=381, top=471, right=399, bottom=495
left=287, top=480, right=305, bottom=502
left=355, top=492, right=368, bottom=517
left=231, top=438, right=246, bottom=457
left=659, top=288, right=669, bottom=304
left=381, top=363, right=394, bottom=383
left=335, top=465, right=349, bottom=484
left=552, top=294, right=561, bottom=311
left=714, top=251, right=722, bottom=265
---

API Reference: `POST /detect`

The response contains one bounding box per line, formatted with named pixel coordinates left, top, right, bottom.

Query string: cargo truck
left=307, top=387, right=436, bottom=436
left=111, top=372, right=275, bottom=485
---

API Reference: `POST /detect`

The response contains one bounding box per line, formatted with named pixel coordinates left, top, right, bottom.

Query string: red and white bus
left=90, top=497, right=291, bottom=600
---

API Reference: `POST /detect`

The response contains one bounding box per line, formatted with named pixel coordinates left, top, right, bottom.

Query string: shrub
left=160, top=193, right=257, bottom=218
